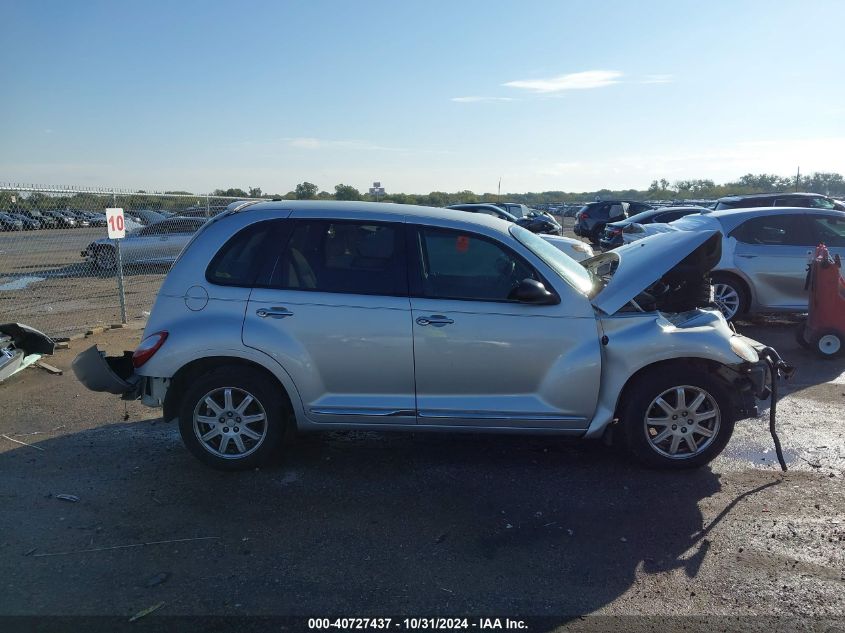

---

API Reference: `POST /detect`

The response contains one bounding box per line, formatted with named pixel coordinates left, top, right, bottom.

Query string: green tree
left=295, top=182, right=318, bottom=199
left=213, top=188, right=249, bottom=197
left=334, top=183, right=361, bottom=200
left=248, top=186, right=263, bottom=198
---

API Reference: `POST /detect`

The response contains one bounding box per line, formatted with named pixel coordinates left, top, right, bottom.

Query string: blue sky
left=2, top=0, right=844, bottom=194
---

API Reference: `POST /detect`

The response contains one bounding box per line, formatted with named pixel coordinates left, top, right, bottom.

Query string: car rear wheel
left=93, top=246, right=116, bottom=271
left=620, top=367, right=735, bottom=469
left=178, top=366, right=290, bottom=470
left=711, top=274, right=748, bottom=322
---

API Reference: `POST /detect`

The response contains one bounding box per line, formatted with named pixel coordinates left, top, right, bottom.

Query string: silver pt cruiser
left=73, top=201, right=788, bottom=470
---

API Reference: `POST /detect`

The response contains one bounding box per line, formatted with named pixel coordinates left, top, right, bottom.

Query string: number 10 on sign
left=106, top=208, right=126, bottom=239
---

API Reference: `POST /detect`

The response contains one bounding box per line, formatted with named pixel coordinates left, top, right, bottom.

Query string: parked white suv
left=73, top=201, right=786, bottom=471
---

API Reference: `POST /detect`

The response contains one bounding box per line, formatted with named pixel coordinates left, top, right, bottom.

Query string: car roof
left=700, top=206, right=842, bottom=231
left=228, top=200, right=511, bottom=233
left=717, top=192, right=829, bottom=202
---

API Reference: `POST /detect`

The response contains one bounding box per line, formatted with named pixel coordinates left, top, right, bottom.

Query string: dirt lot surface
left=0, top=321, right=843, bottom=632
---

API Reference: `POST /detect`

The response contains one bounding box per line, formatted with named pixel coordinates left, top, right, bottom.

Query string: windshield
left=510, top=225, right=594, bottom=295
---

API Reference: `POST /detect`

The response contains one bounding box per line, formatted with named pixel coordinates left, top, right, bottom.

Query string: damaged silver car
left=72, top=201, right=791, bottom=471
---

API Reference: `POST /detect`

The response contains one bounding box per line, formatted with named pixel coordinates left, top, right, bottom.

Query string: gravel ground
left=0, top=321, right=843, bottom=631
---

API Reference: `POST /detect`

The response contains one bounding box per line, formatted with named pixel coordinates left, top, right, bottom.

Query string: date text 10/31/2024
left=308, top=618, right=528, bottom=630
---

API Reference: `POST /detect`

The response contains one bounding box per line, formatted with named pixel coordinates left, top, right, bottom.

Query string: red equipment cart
left=796, top=243, right=845, bottom=358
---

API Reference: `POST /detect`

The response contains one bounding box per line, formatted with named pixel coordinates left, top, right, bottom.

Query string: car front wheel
left=178, top=366, right=290, bottom=470
left=620, top=367, right=735, bottom=469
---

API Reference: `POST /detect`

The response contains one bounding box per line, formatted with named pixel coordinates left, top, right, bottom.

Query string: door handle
left=416, top=315, right=454, bottom=327
left=256, top=307, right=294, bottom=319
left=737, top=254, right=757, bottom=259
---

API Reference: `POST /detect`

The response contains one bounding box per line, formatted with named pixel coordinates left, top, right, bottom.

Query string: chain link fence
left=0, top=184, right=261, bottom=337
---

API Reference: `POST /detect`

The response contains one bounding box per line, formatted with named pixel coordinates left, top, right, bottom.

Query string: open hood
left=584, top=225, right=722, bottom=315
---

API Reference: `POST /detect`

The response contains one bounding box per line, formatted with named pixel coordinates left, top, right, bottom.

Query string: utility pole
left=795, top=166, right=800, bottom=192
left=497, top=177, right=501, bottom=202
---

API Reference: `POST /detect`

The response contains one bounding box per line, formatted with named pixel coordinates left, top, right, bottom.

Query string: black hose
left=758, top=346, right=794, bottom=472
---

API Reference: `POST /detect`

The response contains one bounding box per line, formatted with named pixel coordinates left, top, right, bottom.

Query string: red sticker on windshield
left=456, top=236, right=470, bottom=252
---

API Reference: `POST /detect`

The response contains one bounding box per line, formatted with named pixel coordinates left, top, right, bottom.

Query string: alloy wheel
left=713, top=283, right=740, bottom=320
left=192, top=387, right=268, bottom=459
left=643, top=385, right=721, bottom=459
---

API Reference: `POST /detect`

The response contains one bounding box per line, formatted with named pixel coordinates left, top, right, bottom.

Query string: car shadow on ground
left=0, top=420, right=779, bottom=627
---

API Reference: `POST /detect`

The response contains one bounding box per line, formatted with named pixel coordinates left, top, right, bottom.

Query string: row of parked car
left=0, top=208, right=181, bottom=231
left=575, top=192, right=845, bottom=322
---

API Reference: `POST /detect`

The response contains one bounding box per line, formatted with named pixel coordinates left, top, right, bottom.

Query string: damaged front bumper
left=71, top=345, right=169, bottom=406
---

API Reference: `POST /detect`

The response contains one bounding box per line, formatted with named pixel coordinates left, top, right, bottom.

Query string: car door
left=731, top=213, right=815, bottom=309
left=242, top=214, right=416, bottom=426
left=408, top=222, right=601, bottom=429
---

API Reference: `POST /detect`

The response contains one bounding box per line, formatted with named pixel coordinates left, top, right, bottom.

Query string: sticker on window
left=456, top=236, right=470, bottom=253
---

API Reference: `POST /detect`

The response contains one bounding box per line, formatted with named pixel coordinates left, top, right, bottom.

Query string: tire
left=177, top=366, right=291, bottom=471
left=813, top=330, right=843, bottom=359
left=620, top=366, right=735, bottom=469
left=93, top=246, right=116, bottom=271
left=711, top=273, right=748, bottom=322
left=590, top=225, right=604, bottom=245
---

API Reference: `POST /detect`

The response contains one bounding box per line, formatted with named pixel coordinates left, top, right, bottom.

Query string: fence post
left=113, top=191, right=127, bottom=324
left=206, top=193, right=210, bottom=218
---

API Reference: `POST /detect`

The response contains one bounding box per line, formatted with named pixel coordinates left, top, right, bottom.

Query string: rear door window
left=268, top=220, right=407, bottom=296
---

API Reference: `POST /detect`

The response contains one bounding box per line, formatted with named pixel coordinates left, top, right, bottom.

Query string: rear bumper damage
left=71, top=345, right=169, bottom=406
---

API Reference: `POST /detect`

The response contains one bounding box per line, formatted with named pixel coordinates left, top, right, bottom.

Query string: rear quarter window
left=206, top=220, right=283, bottom=287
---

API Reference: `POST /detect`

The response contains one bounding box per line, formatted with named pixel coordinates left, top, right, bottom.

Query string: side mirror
left=508, top=278, right=558, bottom=304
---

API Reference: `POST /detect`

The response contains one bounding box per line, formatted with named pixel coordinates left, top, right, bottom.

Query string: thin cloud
left=503, top=70, right=623, bottom=93
left=281, top=137, right=405, bottom=152
left=641, top=74, right=673, bottom=84
left=451, top=96, right=516, bottom=103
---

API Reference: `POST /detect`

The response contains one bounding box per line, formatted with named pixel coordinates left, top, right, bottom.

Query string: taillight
left=132, top=331, right=168, bottom=368
left=611, top=228, right=622, bottom=235
left=578, top=212, right=590, bottom=220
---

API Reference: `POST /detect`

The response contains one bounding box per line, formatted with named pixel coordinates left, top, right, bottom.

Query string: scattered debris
left=1, top=434, right=45, bottom=452
left=567, top=529, right=574, bottom=536
left=24, top=548, right=37, bottom=557
left=440, top=588, right=453, bottom=594
left=435, top=532, right=448, bottom=544
left=36, top=361, right=63, bottom=375
left=0, top=323, right=55, bottom=383
left=55, top=342, right=69, bottom=350
left=505, top=523, right=513, bottom=529
left=32, top=536, right=220, bottom=558
left=129, top=602, right=165, bottom=622
left=144, top=572, right=171, bottom=588
left=620, top=537, right=627, bottom=542
left=55, top=494, right=79, bottom=502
